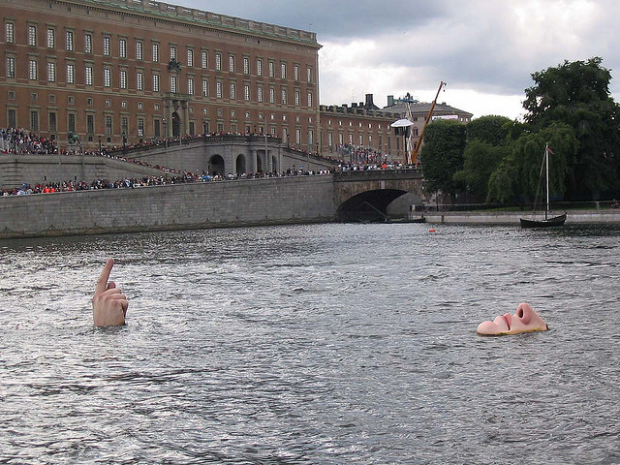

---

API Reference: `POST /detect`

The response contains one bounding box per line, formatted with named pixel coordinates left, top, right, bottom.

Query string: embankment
left=0, top=176, right=336, bottom=239
left=423, top=211, right=620, bottom=225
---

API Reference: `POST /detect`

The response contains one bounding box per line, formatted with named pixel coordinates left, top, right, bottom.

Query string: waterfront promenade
left=423, top=210, right=620, bottom=225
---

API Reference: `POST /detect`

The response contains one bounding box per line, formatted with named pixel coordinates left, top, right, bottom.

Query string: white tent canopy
left=390, top=118, right=413, bottom=128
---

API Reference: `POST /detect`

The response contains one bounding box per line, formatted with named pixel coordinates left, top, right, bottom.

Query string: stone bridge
left=333, top=169, right=428, bottom=222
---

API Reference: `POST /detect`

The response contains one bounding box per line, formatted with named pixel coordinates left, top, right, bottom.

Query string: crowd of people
left=1, top=127, right=418, bottom=197
left=332, top=144, right=390, bottom=166
left=0, top=128, right=57, bottom=154
left=1, top=161, right=419, bottom=197
left=2, top=173, right=198, bottom=196
left=0, top=168, right=341, bottom=197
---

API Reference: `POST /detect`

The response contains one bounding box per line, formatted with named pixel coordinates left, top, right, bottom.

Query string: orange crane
left=410, top=81, right=446, bottom=165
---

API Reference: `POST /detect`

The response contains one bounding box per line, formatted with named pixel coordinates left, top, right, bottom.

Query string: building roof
left=320, top=93, right=473, bottom=119
left=383, top=101, right=474, bottom=118
left=77, top=0, right=320, bottom=47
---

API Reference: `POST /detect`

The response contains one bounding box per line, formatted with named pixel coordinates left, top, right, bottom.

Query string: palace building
left=1, top=0, right=471, bottom=162
left=1, top=0, right=322, bottom=151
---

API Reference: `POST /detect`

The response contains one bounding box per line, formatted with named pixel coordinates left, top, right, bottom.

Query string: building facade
left=1, top=0, right=321, bottom=151
left=319, top=94, right=399, bottom=163
left=320, top=94, right=473, bottom=163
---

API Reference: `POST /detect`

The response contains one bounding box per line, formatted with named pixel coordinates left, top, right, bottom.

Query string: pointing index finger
left=95, top=258, right=114, bottom=294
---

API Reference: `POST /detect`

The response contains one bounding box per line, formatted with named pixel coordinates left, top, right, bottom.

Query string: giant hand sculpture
left=92, top=258, right=129, bottom=327
left=476, top=303, right=548, bottom=336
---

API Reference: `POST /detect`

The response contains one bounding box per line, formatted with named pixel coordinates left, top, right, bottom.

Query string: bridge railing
left=333, top=167, right=423, bottom=181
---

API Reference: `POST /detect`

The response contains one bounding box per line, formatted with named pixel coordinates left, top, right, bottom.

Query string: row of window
left=326, top=131, right=385, bottom=148
left=4, top=21, right=314, bottom=83
left=12, top=90, right=383, bottom=135
left=6, top=57, right=314, bottom=106
left=13, top=107, right=324, bottom=146
left=12, top=108, right=147, bottom=138
left=9, top=105, right=387, bottom=151
left=27, top=115, right=380, bottom=150
left=10, top=86, right=392, bottom=140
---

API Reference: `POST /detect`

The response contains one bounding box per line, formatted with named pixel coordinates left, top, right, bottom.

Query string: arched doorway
left=256, top=151, right=265, bottom=173
left=172, top=112, right=181, bottom=138
left=208, top=155, right=225, bottom=176
left=235, top=154, right=247, bottom=174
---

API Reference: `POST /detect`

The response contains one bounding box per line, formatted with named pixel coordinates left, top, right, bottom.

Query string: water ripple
left=1, top=224, right=619, bottom=464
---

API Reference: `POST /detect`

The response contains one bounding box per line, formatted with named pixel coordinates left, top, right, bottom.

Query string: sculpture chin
left=476, top=321, right=549, bottom=336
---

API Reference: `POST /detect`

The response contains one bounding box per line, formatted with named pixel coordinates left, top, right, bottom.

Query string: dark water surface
left=1, top=223, right=619, bottom=464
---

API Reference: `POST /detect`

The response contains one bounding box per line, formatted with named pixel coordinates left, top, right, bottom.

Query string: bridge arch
left=337, top=189, right=408, bottom=222
left=208, top=154, right=225, bottom=176
left=333, top=169, right=428, bottom=222
left=271, top=154, right=279, bottom=173
left=235, top=154, right=247, bottom=174
left=172, top=112, right=181, bottom=138
left=256, top=153, right=264, bottom=173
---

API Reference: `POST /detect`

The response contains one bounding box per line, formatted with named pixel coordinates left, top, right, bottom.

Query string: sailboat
left=519, top=142, right=567, bottom=228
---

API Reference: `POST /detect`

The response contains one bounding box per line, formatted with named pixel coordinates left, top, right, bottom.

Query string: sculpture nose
left=516, top=304, right=532, bottom=324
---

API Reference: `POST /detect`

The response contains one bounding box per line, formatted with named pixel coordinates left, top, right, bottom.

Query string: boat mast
left=545, top=142, right=550, bottom=220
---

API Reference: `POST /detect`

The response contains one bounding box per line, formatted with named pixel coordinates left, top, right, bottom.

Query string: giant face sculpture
left=476, top=303, right=548, bottom=336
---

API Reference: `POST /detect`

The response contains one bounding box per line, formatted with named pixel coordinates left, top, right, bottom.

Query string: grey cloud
left=178, top=0, right=620, bottom=104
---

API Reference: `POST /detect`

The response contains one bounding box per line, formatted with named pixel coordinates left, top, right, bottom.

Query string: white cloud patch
left=170, top=0, right=620, bottom=119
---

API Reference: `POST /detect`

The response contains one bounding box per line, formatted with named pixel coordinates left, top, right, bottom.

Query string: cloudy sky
left=171, top=0, right=619, bottom=120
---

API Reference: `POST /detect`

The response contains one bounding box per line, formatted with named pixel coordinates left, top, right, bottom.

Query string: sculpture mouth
left=502, top=315, right=511, bottom=330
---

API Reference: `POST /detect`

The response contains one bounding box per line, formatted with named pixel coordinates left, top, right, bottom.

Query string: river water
left=0, top=223, right=619, bottom=464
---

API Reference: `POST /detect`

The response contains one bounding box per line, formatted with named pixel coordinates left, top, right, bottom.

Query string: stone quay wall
left=0, top=175, right=337, bottom=239
left=0, top=154, right=167, bottom=188
left=423, top=211, right=620, bottom=225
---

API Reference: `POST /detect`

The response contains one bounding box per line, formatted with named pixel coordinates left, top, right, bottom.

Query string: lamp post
left=264, top=132, right=269, bottom=173
left=306, top=132, right=310, bottom=174
left=179, top=119, right=183, bottom=175
left=162, top=118, right=168, bottom=170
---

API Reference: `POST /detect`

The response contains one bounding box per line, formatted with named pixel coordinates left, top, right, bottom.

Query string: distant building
left=320, top=94, right=473, bottom=163
left=320, top=94, right=400, bottom=162
left=384, top=94, right=473, bottom=123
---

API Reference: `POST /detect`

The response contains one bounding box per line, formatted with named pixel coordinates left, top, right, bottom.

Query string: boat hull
left=387, top=216, right=426, bottom=224
left=519, top=213, right=567, bottom=228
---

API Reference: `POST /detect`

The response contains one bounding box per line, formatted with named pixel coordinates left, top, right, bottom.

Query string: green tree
left=523, top=57, right=620, bottom=199
left=454, top=140, right=509, bottom=201
left=487, top=123, right=578, bottom=205
left=466, top=115, right=512, bottom=146
left=419, top=119, right=466, bottom=195
left=487, top=157, right=517, bottom=204
left=453, top=115, right=513, bottom=201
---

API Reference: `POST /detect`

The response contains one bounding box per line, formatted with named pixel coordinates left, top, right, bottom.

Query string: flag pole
left=545, top=142, right=550, bottom=220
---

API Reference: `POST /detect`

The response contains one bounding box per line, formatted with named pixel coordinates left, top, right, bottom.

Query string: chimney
left=365, top=94, right=374, bottom=108
left=387, top=95, right=394, bottom=107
